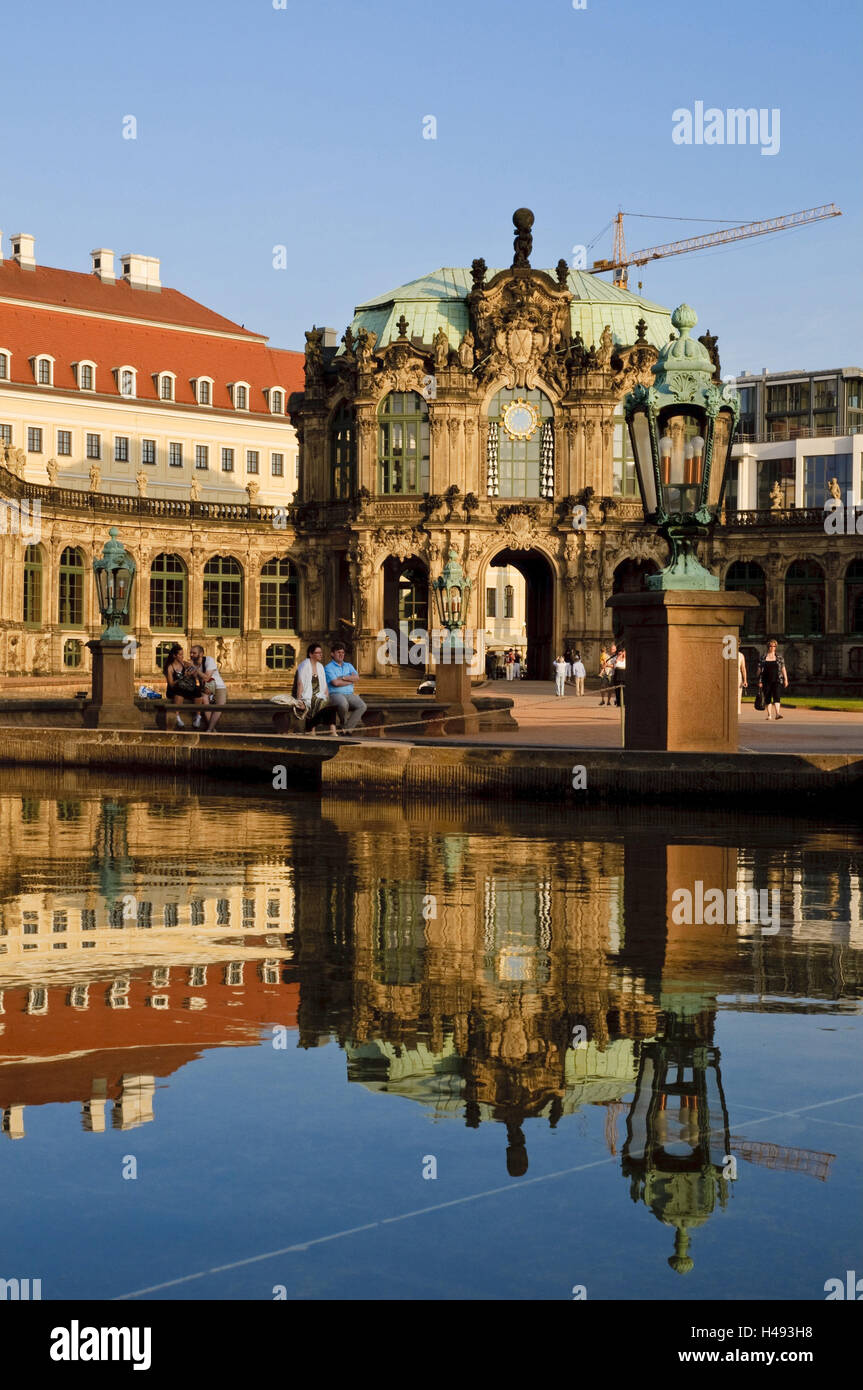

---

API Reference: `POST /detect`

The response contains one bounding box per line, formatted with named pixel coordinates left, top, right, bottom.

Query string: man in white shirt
left=553, top=655, right=567, bottom=697
left=571, top=651, right=586, bottom=697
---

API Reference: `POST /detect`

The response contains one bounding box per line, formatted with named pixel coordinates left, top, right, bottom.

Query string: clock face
left=502, top=399, right=539, bottom=441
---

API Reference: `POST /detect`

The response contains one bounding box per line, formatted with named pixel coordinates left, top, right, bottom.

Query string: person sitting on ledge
left=324, top=641, right=367, bottom=735
left=163, top=643, right=206, bottom=730
left=292, top=642, right=338, bottom=736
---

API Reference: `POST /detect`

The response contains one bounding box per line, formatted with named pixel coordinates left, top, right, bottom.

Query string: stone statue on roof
left=458, top=330, right=475, bottom=370
left=433, top=326, right=449, bottom=369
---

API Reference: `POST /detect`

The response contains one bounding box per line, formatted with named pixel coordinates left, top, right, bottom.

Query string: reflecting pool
left=0, top=773, right=860, bottom=1301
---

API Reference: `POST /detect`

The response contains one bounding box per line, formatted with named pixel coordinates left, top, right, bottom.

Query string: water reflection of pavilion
left=0, top=780, right=857, bottom=1269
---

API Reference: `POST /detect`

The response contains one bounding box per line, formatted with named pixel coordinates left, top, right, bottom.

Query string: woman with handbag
left=757, top=639, right=788, bottom=721
left=163, top=643, right=206, bottom=729
left=292, top=642, right=338, bottom=736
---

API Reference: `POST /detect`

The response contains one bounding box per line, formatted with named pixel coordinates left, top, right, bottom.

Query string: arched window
left=159, top=373, right=174, bottom=401
left=785, top=559, right=825, bottom=637
left=149, top=553, right=187, bottom=631
left=78, top=362, right=95, bottom=390
left=58, top=546, right=85, bottom=627
left=203, top=555, right=243, bottom=633
left=233, top=383, right=249, bottom=410
left=269, top=388, right=283, bottom=415
left=23, top=545, right=42, bottom=626
left=378, top=392, right=429, bottom=495
left=845, top=559, right=863, bottom=636
left=487, top=388, right=554, bottom=499
left=725, top=561, right=766, bottom=638
left=331, top=401, right=356, bottom=499
left=260, top=557, right=298, bottom=631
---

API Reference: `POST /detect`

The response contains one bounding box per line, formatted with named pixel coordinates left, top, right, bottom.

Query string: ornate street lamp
left=624, top=305, right=739, bottom=590
left=433, top=547, right=472, bottom=632
left=93, top=526, right=136, bottom=639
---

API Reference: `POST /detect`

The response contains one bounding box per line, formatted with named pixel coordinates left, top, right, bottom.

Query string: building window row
left=1, top=423, right=287, bottom=476
left=25, top=548, right=303, bottom=637
left=726, top=558, right=863, bottom=638
left=0, top=352, right=286, bottom=413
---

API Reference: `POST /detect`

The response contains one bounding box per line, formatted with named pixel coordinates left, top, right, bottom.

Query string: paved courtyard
left=445, top=680, right=863, bottom=753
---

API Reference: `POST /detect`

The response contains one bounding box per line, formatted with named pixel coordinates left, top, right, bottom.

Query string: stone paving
left=429, top=679, right=863, bottom=753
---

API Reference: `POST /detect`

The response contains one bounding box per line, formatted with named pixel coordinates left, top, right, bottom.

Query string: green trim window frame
left=155, top=640, right=177, bottom=670
left=265, top=642, right=296, bottom=670
left=785, top=559, right=825, bottom=637
left=23, top=544, right=43, bottom=627
left=724, top=560, right=766, bottom=638
left=58, top=546, right=85, bottom=627
left=845, top=559, right=863, bottom=636
left=203, top=555, right=243, bottom=633
left=331, top=402, right=357, bottom=499
left=63, top=639, right=83, bottom=669
left=488, top=387, right=553, bottom=499
left=378, top=392, right=429, bottom=496
left=149, top=552, right=187, bottom=631
left=260, top=556, right=298, bottom=632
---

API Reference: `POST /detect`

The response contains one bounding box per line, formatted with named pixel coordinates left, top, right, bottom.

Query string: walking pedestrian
left=505, top=649, right=514, bottom=681
left=572, top=651, right=586, bottom=697
left=513, top=650, right=522, bottom=680
left=553, top=654, right=567, bottom=697
left=737, top=648, right=748, bottom=716
left=599, top=643, right=616, bottom=706
left=612, top=643, right=626, bottom=708
left=757, top=639, right=788, bottom=721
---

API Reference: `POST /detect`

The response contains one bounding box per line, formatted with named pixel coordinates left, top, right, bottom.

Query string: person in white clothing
left=571, top=651, right=586, bottom=696
left=553, top=655, right=567, bottom=697
left=292, top=643, right=338, bottom=735
left=189, top=644, right=226, bottom=732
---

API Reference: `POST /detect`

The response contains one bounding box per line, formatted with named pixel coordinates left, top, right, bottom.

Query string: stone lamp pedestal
left=434, top=640, right=479, bottom=734
left=83, top=639, right=144, bottom=729
left=607, top=590, right=758, bottom=753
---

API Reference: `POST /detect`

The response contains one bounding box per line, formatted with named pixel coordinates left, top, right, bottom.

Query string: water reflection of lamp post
left=432, top=547, right=477, bottom=732
left=92, top=797, right=133, bottom=917
left=608, top=305, right=757, bottom=751
left=85, top=527, right=143, bottom=729
left=622, top=1008, right=732, bottom=1275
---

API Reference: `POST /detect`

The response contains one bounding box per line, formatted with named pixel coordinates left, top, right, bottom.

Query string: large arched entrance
left=611, top=558, right=660, bottom=638
left=383, top=556, right=429, bottom=667
left=488, top=549, right=554, bottom=679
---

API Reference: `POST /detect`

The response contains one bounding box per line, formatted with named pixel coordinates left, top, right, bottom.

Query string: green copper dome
left=345, top=266, right=673, bottom=356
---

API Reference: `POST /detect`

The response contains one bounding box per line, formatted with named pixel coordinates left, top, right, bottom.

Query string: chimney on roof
left=320, top=327, right=339, bottom=348
left=91, top=248, right=116, bottom=283
left=120, top=252, right=161, bottom=292
left=10, top=233, right=36, bottom=270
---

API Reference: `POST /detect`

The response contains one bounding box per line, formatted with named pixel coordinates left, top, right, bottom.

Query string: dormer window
left=193, top=376, right=213, bottom=406
left=116, top=366, right=137, bottom=398
left=268, top=388, right=284, bottom=415
left=76, top=360, right=96, bottom=391
left=34, top=355, right=55, bottom=387
left=157, top=372, right=176, bottom=401
left=231, top=382, right=249, bottom=411
left=0, top=350, right=10, bottom=381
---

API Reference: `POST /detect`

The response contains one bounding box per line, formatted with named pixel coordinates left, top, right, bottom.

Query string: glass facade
left=804, top=453, right=852, bottom=508
left=756, top=457, right=795, bottom=510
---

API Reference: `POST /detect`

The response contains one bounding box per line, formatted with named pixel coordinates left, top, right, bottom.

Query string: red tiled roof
left=0, top=301, right=305, bottom=412
left=0, top=257, right=263, bottom=337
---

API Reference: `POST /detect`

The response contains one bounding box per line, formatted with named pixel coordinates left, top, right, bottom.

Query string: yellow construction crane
left=589, top=205, right=841, bottom=289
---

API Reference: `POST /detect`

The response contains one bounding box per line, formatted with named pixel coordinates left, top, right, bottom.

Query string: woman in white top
left=292, top=642, right=338, bottom=735
left=553, top=656, right=567, bottom=697
left=189, top=644, right=226, bottom=733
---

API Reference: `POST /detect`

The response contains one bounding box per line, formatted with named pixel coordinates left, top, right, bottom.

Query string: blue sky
left=2, top=0, right=859, bottom=373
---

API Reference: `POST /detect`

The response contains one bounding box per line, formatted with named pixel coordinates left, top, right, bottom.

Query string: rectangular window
left=114, top=436, right=129, bottom=462
left=142, top=438, right=156, bottom=465
left=169, top=442, right=183, bottom=468
left=27, top=427, right=42, bottom=453
left=161, top=376, right=173, bottom=400
left=195, top=444, right=209, bottom=470
left=486, top=587, right=497, bottom=619
left=198, top=380, right=211, bottom=405
left=221, top=447, right=234, bottom=472
left=0, top=353, right=8, bottom=380
left=756, top=457, right=795, bottom=510
left=57, top=429, right=71, bottom=456
left=1, top=424, right=13, bottom=446
left=246, top=450, right=259, bottom=474
left=804, top=454, right=853, bottom=508
left=38, top=359, right=52, bottom=385
left=271, top=452, right=284, bottom=477
left=86, top=433, right=101, bottom=460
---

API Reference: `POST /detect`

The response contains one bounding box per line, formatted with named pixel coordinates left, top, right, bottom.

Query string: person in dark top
left=163, top=642, right=205, bottom=730
left=612, top=643, right=626, bottom=708
left=758, top=639, right=788, bottom=721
